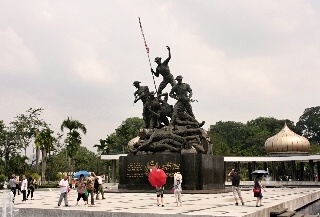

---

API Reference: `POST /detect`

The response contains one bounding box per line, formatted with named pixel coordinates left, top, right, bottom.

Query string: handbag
left=171, top=187, right=175, bottom=193
left=252, top=188, right=260, bottom=193
left=84, top=189, right=89, bottom=197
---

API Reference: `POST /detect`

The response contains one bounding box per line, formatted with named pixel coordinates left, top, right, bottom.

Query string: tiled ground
left=1, top=187, right=320, bottom=217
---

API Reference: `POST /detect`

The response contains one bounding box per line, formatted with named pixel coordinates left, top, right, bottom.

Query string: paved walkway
left=1, top=187, right=320, bottom=217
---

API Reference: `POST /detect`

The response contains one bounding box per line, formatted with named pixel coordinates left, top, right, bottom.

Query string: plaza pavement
left=1, top=187, right=320, bottom=217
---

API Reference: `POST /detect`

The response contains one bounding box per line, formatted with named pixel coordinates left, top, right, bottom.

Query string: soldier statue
left=169, top=75, right=205, bottom=128
left=151, top=46, right=176, bottom=95
left=133, top=81, right=150, bottom=128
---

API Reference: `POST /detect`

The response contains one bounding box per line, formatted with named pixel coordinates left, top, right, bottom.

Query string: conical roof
left=265, top=123, right=310, bottom=153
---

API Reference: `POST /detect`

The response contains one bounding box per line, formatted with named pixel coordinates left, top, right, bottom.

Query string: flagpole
left=138, top=17, right=158, bottom=94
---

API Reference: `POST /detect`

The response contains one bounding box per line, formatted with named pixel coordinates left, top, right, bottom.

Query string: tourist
left=76, top=174, right=88, bottom=207
left=27, top=177, right=35, bottom=200
left=94, top=175, right=99, bottom=199
left=57, top=174, right=69, bottom=207
left=15, top=175, right=21, bottom=195
left=155, top=186, right=164, bottom=207
left=9, top=174, right=18, bottom=202
left=253, top=175, right=266, bottom=207
left=95, top=174, right=105, bottom=200
left=228, top=168, right=244, bottom=206
left=173, top=172, right=182, bottom=207
left=21, top=175, right=28, bottom=202
left=86, top=172, right=95, bottom=206
left=71, top=178, right=76, bottom=189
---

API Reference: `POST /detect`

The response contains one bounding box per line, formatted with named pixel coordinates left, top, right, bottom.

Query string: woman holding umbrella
left=156, top=185, right=165, bottom=207
left=253, top=175, right=266, bottom=207
left=148, top=168, right=167, bottom=207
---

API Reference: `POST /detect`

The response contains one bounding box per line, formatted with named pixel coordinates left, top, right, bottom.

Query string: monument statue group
left=129, top=46, right=212, bottom=155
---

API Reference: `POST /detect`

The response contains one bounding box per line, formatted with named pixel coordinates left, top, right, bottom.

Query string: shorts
left=156, top=193, right=163, bottom=198
left=77, top=193, right=87, bottom=201
left=232, top=186, right=242, bottom=198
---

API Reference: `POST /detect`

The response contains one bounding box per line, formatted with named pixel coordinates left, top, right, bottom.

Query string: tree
left=35, top=127, right=56, bottom=181
left=209, top=117, right=296, bottom=156
left=0, top=121, right=27, bottom=176
left=60, top=117, right=87, bottom=171
left=46, top=147, right=107, bottom=180
left=10, top=108, right=46, bottom=171
left=97, top=117, right=143, bottom=154
left=296, top=106, right=320, bottom=145
left=94, top=137, right=112, bottom=155
left=114, top=117, right=144, bottom=153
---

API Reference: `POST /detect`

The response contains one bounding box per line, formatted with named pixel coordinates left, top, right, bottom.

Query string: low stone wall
left=226, top=181, right=320, bottom=187
left=1, top=208, right=214, bottom=217
left=243, top=189, right=320, bottom=217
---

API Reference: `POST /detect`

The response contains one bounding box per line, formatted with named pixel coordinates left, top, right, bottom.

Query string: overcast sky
left=1, top=1, right=319, bottom=155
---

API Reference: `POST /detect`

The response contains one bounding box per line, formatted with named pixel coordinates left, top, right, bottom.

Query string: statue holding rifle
left=133, top=81, right=150, bottom=128
left=169, top=75, right=205, bottom=128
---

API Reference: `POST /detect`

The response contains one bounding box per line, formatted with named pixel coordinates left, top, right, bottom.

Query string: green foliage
left=30, top=173, right=40, bottom=180
left=296, top=106, right=320, bottom=144
left=56, top=173, right=63, bottom=181
left=309, top=144, right=320, bottom=154
left=35, top=128, right=56, bottom=152
left=97, top=117, right=144, bottom=154
left=38, top=182, right=59, bottom=188
left=10, top=108, right=46, bottom=156
left=0, top=174, right=7, bottom=182
left=45, top=146, right=107, bottom=181
left=210, top=117, right=296, bottom=156
left=61, top=117, right=87, bottom=159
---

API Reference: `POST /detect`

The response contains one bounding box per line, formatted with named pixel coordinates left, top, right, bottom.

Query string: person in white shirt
left=95, top=175, right=105, bottom=200
left=173, top=172, right=182, bottom=207
left=57, top=174, right=69, bottom=207
left=21, top=175, right=28, bottom=201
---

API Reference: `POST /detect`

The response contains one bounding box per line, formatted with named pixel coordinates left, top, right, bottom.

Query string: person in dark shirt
left=228, top=169, right=244, bottom=206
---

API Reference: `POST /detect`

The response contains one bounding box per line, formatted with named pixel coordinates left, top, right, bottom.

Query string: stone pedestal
left=119, top=153, right=224, bottom=190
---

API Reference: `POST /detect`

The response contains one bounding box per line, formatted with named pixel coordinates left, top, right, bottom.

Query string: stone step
left=278, top=211, right=296, bottom=217
left=270, top=208, right=288, bottom=217
left=292, top=214, right=304, bottom=217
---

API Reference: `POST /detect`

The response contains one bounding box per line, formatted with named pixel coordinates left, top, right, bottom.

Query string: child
left=155, top=186, right=164, bottom=207
left=173, top=172, right=182, bottom=207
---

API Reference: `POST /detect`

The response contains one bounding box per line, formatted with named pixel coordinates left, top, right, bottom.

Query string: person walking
left=228, top=168, right=244, bottom=206
left=57, top=174, right=69, bottom=207
left=86, top=173, right=95, bottom=206
left=253, top=175, right=266, bottom=207
left=155, top=186, right=164, bottom=207
left=16, top=176, right=21, bottom=195
left=95, top=175, right=105, bottom=200
left=9, top=174, right=18, bottom=203
left=27, top=177, right=35, bottom=200
left=75, top=174, right=88, bottom=207
left=21, top=175, right=28, bottom=202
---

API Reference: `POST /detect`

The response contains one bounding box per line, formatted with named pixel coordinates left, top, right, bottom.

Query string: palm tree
left=60, top=117, right=87, bottom=172
left=94, top=139, right=110, bottom=155
left=35, top=127, right=56, bottom=181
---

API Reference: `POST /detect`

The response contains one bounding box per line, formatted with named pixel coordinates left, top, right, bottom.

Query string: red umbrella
left=148, top=168, right=167, bottom=187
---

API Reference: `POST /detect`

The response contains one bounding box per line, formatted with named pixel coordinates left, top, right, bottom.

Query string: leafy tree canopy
left=96, top=117, right=144, bottom=154
left=296, top=106, right=320, bottom=144
left=210, top=117, right=296, bottom=156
